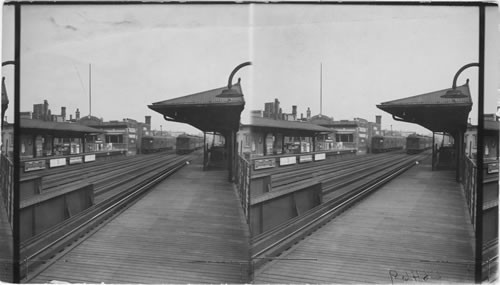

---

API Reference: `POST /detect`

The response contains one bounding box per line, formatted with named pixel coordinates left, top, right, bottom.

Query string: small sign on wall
left=487, top=162, right=499, bottom=174
left=280, top=156, right=296, bottom=166
left=24, top=160, right=46, bottom=172
left=49, top=158, right=67, bottom=168
left=84, top=154, right=96, bottom=162
left=299, top=155, right=313, bottom=163
left=314, top=153, right=326, bottom=161
left=254, top=158, right=275, bottom=170
left=69, top=156, right=83, bottom=164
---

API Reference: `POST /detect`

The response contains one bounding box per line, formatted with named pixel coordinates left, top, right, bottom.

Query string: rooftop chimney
left=307, top=107, right=311, bottom=120
left=376, top=115, right=381, bottom=125
left=274, top=98, right=280, bottom=120
left=145, top=116, right=151, bottom=126
left=76, top=108, right=80, bottom=120
left=61, top=107, right=66, bottom=121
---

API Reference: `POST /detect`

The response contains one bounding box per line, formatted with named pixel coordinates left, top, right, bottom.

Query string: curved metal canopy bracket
left=2, top=61, right=15, bottom=67
left=451, top=62, right=479, bottom=89
left=442, top=62, right=479, bottom=98
left=218, top=61, right=252, bottom=98
left=227, top=61, right=252, bottom=89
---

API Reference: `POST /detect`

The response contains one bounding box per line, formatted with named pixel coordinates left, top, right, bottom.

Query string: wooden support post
left=263, top=132, right=267, bottom=156
left=32, top=135, right=37, bottom=158
left=432, top=132, right=435, bottom=171
left=203, top=132, right=207, bottom=171
left=282, top=135, right=285, bottom=154
left=82, top=134, right=86, bottom=154
left=233, top=130, right=237, bottom=181
left=227, top=131, right=234, bottom=182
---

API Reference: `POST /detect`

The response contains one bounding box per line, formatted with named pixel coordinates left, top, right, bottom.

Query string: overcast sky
left=1, top=4, right=499, bottom=135
left=251, top=5, right=499, bottom=134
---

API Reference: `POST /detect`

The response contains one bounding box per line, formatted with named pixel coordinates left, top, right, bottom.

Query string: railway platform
left=29, top=157, right=250, bottom=283
left=254, top=157, right=475, bottom=283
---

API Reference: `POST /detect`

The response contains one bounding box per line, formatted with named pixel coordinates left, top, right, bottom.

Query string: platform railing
left=462, top=156, right=477, bottom=226
left=235, top=153, right=251, bottom=223
left=0, top=153, right=14, bottom=226
left=482, top=238, right=498, bottom=283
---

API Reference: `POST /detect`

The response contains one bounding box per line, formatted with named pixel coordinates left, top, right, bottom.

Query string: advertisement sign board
left=24, top=160, right=46, bottom=172
left=69, top=156, right=83, bottom=164
left=49, top=158, right=67, bottom=168
left=299, top=155, right=313, bottom=163
left=254, top=158, right=276, bottom=170
left=280, top=156, right=296, bottom=166
left=314, top=153, right=326, bottom=161
left=85, top=154, right=96, bottom=162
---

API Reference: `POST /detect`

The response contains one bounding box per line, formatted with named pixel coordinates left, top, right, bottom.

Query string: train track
left=20, top=152, right=199, bottom=282
left=269, top=152, right=408, bottom=189
left=251, top=152, right=430, bottom=272
left=40, top=152, right=175, bottom=191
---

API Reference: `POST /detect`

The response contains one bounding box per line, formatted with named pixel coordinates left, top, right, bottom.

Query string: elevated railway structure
left=25, top=156, right=250, bottom=283
left=20, top=151, right=198, bottom=280
left=249, top=151, right=433, bottom=269
left=254, top=157, right=475, bottom=283
left=20, top=63, right=254, bottom=283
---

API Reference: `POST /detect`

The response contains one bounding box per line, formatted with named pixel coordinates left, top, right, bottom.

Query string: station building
left=255, top=98, right=383, bottom=155
left=14, top=100, right=158, bottom=174
left=308, top=116, right=382, bottom=154
left=463, top=114, right=499, bottom=245
left=238, top=116, right=335, bottom=158
left=78, top=116, right=152, bottom=155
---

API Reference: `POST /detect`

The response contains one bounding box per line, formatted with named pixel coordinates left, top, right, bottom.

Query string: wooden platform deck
left=254, top=157, right=476, bottom=283
left=30, top=158, right=250, bottom=283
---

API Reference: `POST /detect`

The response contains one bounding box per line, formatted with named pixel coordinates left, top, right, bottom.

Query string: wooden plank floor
left=0, top=197, right=13, bottom=282
left=255, top=158, right=475, bottom=284
left=30, top=158, right=250, bottom=283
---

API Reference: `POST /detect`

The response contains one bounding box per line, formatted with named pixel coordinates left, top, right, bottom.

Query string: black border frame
left=2, top=1, right=494, bottom=283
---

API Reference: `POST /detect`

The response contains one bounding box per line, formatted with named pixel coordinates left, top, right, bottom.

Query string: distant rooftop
left=20, top=118, right=103, bottom=134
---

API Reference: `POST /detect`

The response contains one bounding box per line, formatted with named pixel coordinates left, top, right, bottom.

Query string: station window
left=105, top=135, right=124, bottom=143
left=336, top=134, right=353, bottom=143
left=245, top=134, right=250, bottom=147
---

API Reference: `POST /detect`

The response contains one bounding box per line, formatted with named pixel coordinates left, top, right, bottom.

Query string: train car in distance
left=141, top=135, right=175, bottom=154
left=406, top=134, right=433, bottom=154
left=371, top=135, right=405, bottom=153
left=176, top=134, right=204, bottom=154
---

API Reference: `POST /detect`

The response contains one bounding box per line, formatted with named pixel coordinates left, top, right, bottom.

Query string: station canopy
left=377, top=83, right=473, bottom=133
left=148, top=82, right=245, bottom=133
left=245, top=116, right=333, bottom=137
left=20, top=118, right=104, bottom=137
